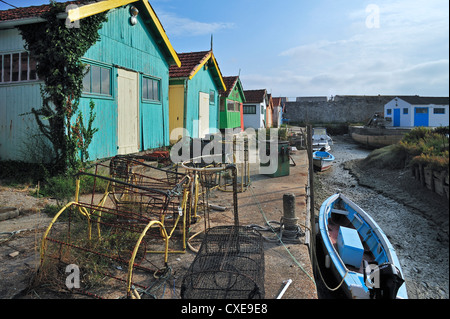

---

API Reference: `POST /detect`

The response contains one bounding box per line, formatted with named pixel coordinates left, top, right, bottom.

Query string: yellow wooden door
left=169, top=84, right=185, bottom=142
left=117, top=68, right=139, bottom=155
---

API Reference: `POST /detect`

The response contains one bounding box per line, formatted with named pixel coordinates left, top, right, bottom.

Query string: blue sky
left=1, top=0, right=448, bottom=98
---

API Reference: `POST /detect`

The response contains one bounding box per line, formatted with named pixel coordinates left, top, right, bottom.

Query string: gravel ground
left=313, top=135, right=449, bottom=299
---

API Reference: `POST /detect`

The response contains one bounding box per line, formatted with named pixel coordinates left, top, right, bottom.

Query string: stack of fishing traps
left=181, top=225, right=265, bottom=299
left=39, top=155, right=191, bottom=299
left=180, top=157, right=265, bottom=300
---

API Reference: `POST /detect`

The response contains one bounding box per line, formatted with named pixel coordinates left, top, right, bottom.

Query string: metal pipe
left=277, top=279, right=293, bottom=299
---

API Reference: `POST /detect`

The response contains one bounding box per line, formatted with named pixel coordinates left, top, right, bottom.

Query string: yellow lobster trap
left=39, top=158, right=192, bottom=299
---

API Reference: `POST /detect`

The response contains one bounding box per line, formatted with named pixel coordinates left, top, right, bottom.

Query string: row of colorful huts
left=0, top=0, right=284, bottom=162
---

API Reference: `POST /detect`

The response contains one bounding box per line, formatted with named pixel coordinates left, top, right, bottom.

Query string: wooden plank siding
left=168, top=83, right=185, bottom=142
left=0, top=82, right=45, bottom=161
left=184, top=67, right=220, bottom=138
left=81, top=5, right=171, bottom=156
left=219, top=76, right=245, bottom=131
left=0, top=2, right=175, bottom=161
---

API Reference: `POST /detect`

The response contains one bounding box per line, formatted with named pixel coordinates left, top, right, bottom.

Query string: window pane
left=142, top=78, right=148, bottom=100
left=415, top=108, right=428, bottom=114
left=29, top=55, right=37, bottom=80
left=153, top=80, right=159, bottom=101
left=21, top=52, right=28, bottom=81
left=82, top=66, right=91, bottom=93
left=3, top=54, right=11, bottom=82
left=91, top=65, right=101, bottom=94
left=434, top=108, right=445, bottom=114
left=243, top=106, right=256, bottom=114
left=149, top=79, right=154, bottom=100
left=227, top=100, right=234, bottom=111
left=12, top=53, right=19, bottom=81
left=101, top=67, right=110, bottom=95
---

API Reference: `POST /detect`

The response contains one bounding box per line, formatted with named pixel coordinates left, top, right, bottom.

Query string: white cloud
left=157, top=11, right=234, bottom=37
left=271, top=1, right=449, bottom=96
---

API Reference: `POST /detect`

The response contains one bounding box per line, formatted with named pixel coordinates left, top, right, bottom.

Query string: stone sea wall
left=284, top=95, right=399, bottom=124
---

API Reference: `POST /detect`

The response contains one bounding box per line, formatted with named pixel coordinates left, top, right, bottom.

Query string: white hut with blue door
left=384, top=96, right=449, bottom=128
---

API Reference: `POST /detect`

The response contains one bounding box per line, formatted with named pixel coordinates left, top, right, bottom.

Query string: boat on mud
left=312, top=151, right=335, bottom=172
left=317, top=193, right=408, bottom=299
left=312, top=127, right=333, bottom=152
left=348, top=126, right=411, bottom=149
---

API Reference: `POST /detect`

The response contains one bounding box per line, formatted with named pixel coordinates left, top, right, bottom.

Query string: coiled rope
left=248, top=186, right=315, bottom=285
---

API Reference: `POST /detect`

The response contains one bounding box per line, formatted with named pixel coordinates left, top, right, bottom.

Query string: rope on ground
left=0, top=229, right=34, bottom=244
left=248, top=186, right=316, bottom=285
left=132, top=266, right=173, bottom=299
left=246, top=219, right=305, bottom=244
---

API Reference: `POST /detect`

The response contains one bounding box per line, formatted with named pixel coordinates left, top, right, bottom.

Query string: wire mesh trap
left=38, top=159, right=192, bottom=299
left=180, top=225, right=265, bottom=299
left=180, top=157, right=265, bottom=299
left=217, top=135, right=251, bottom=193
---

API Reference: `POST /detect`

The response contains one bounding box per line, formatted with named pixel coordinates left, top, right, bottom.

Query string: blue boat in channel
left=318, top=193, right=408, bottom=299
left=313, top=151, right=335, bottom=172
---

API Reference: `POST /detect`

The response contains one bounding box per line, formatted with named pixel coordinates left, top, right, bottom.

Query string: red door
left=240, top=103, right=244, bottom=131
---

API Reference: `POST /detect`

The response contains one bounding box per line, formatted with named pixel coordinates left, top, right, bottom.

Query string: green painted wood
left=219, top=77, right=245, bottom=129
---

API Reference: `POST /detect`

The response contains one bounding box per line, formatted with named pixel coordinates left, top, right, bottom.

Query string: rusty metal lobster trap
left=218, top=134, right=251, bottom=193
left=39, top=158, right=192, bottom=298
left=180, top=156, right=265, bottom=299
left=180, top=225, right=265, bottom=299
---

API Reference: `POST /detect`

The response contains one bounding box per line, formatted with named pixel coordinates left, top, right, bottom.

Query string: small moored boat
left=312, top=151, right=335, bottom=172
left=318, top=193, right=408, bottom=299
left=312, top=127, right=333, bottom=152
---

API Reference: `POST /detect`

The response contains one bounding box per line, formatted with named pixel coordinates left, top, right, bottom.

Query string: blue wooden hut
left=168, top=50, right=226, bottom=141
left=0, top=0, right=180, bottom=161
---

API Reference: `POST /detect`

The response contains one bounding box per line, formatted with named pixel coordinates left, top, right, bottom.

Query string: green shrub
left=363, top=144, right=409, bottom=169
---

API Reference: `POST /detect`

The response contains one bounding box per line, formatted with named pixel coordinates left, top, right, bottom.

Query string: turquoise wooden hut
left=0, top=0, right=180, bottom=161
left=168, top=50, right=226, bottom=141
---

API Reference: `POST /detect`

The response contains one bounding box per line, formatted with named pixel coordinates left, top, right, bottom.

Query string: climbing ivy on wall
left=18, top=1, right=107, bottom=173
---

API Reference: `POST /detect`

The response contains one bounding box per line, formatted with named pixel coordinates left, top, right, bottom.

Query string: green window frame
left=82, top=63, right=112, bottom=96
left=142, top=76, right=161, bottom=103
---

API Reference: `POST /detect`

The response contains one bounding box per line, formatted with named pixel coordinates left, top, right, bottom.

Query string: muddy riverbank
left=313, top=135, right=449, bottom=299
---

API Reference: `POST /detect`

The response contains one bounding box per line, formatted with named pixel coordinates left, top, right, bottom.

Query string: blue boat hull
left=318, top=193, right=408, bottom=299
left=313, top=151, right=335, bottom=172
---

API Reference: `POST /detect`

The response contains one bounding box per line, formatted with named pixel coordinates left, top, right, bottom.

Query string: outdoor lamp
left=130, top=6, right=139, bottom=25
